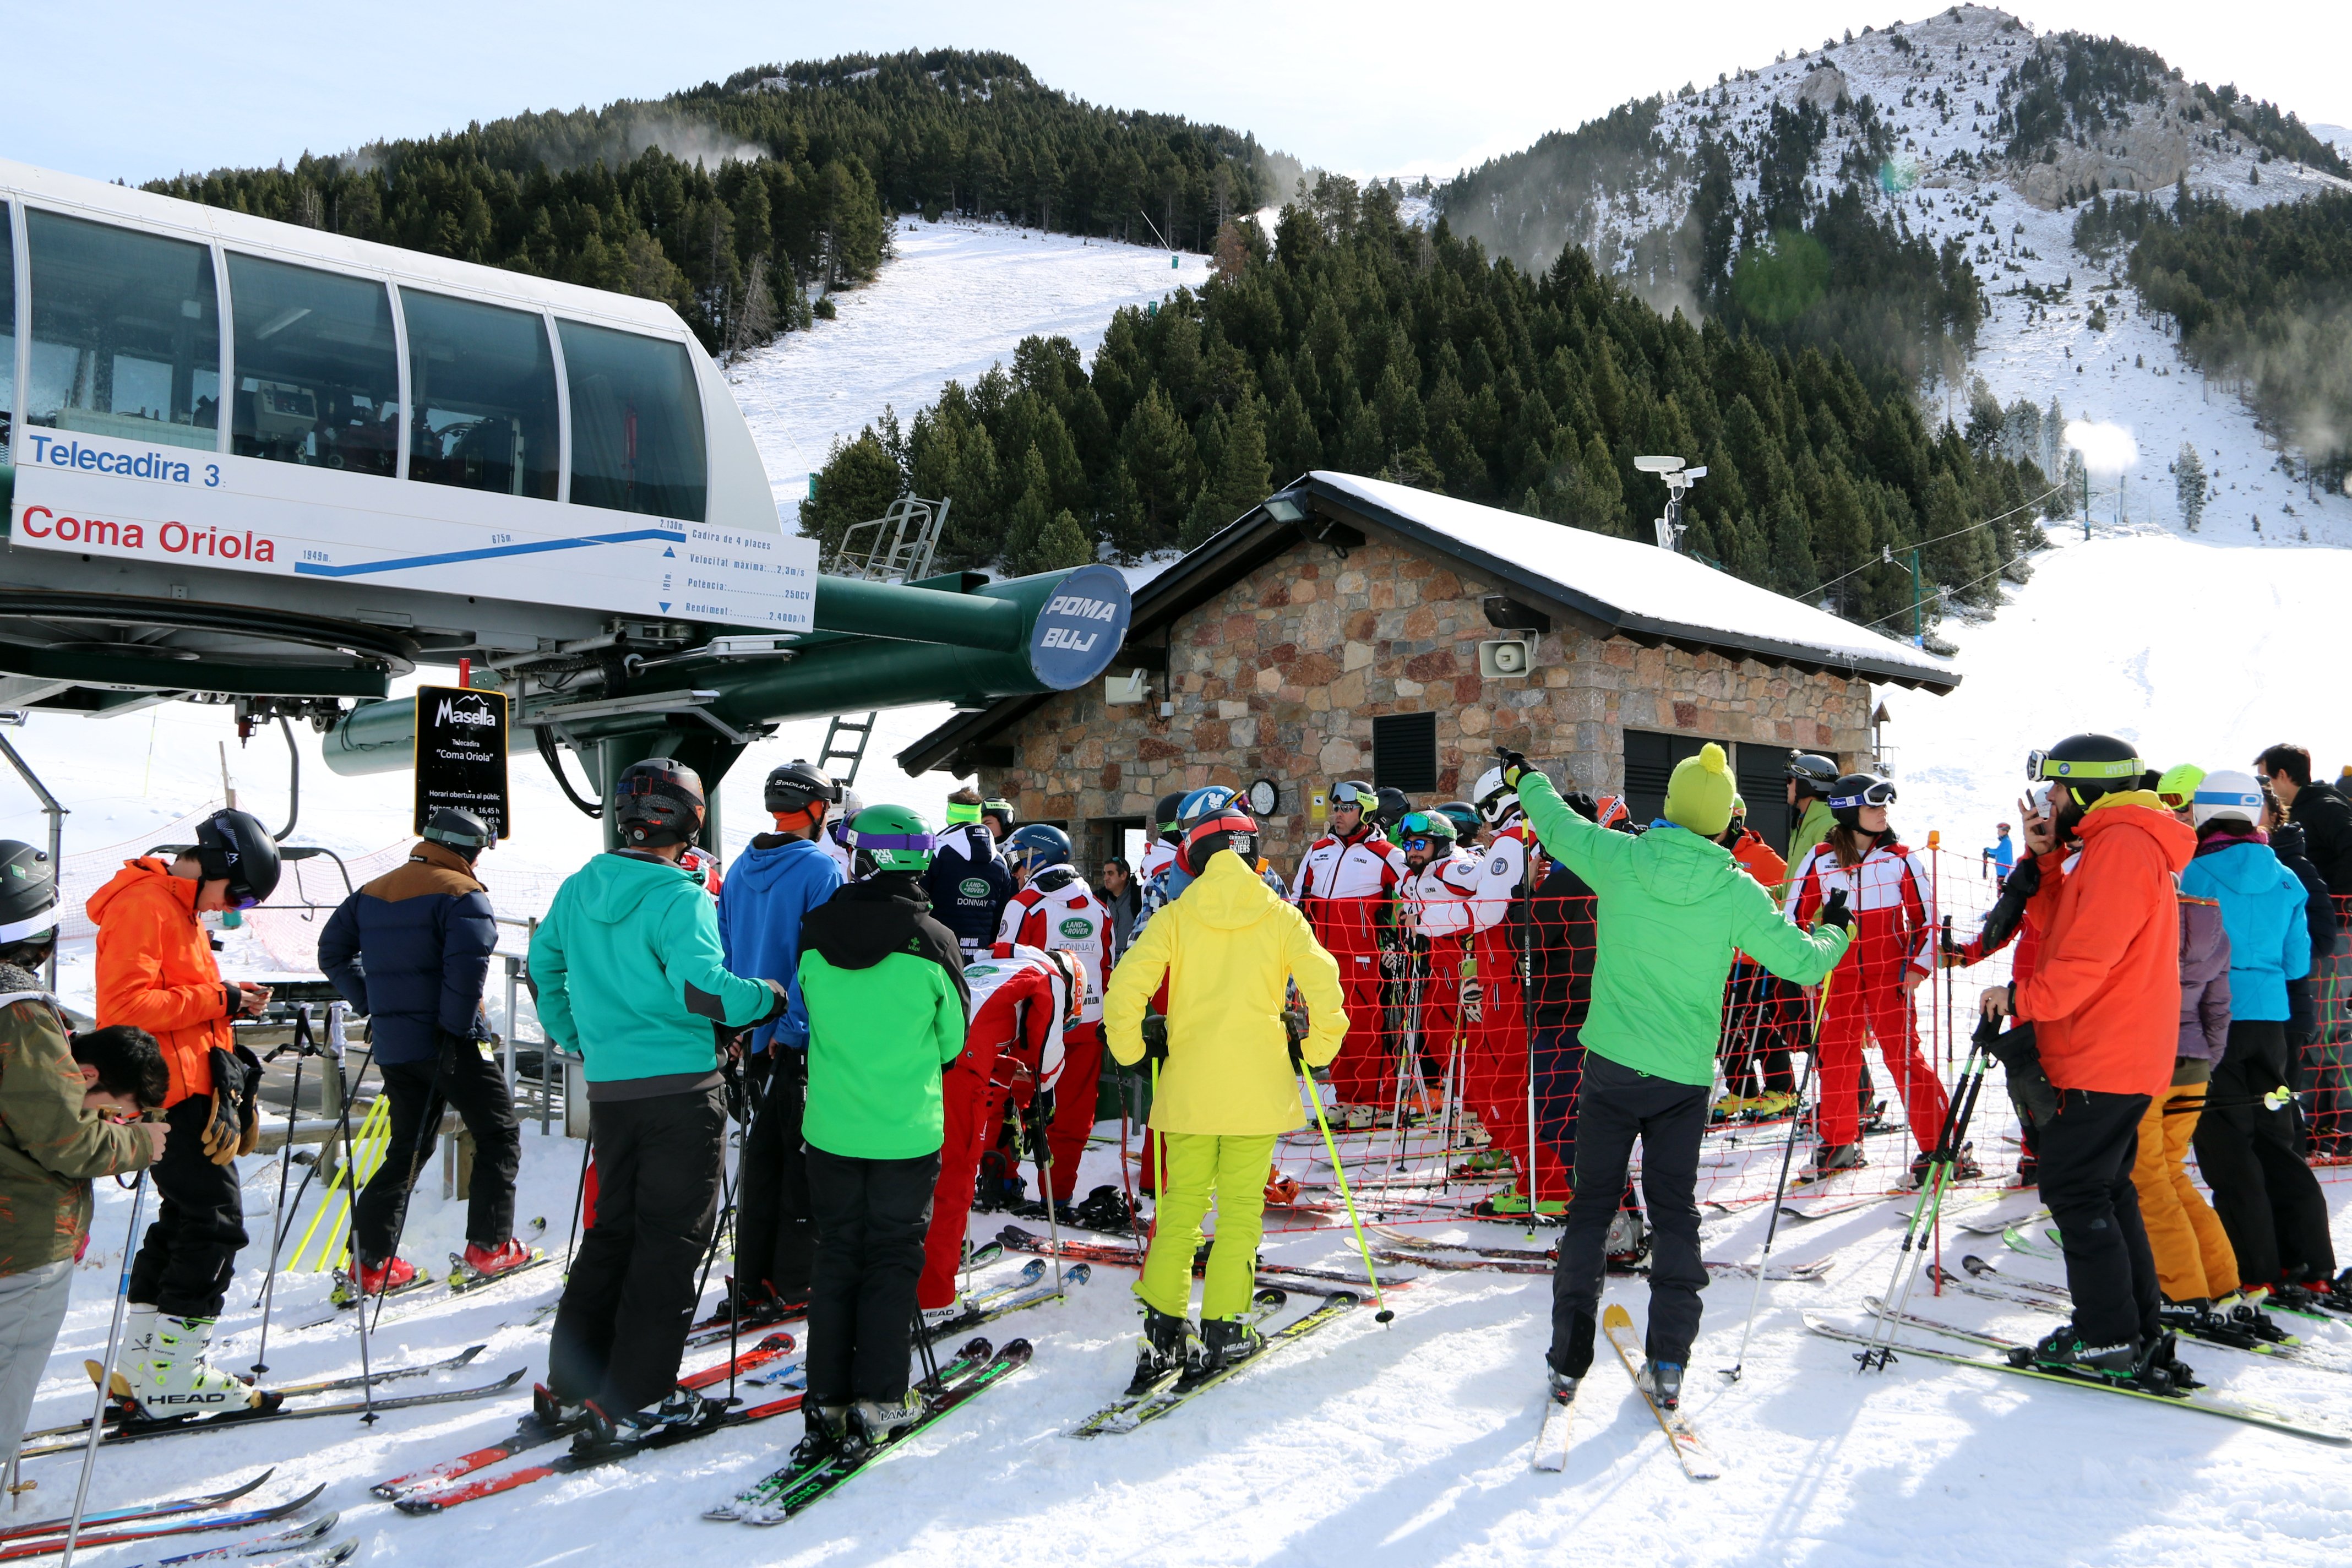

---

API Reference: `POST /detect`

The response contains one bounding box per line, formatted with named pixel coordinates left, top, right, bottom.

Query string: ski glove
left=1282, top=1005, right=1310, bottom=1071
left=1814, top=888, right=1852, bottom=933
left=1459, top=976, right=1484, bottom=1023
left=1495, top=748, right=1530, bottom=788
left=1979, top=1017, right=2059, bottom=1129
left=1140, top=1013, right=1169, bottom=1065
left=200, top=1044, right=264, bottom=1164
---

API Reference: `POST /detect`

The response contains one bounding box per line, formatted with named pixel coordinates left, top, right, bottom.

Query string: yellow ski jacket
left=1106, top=850, right=1346, bottom=1135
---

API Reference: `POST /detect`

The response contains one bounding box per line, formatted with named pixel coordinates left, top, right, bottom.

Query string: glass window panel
left=558, top=320, right=706, bottom=521
left=402, top=291, right=559, bottom=500
left=227, top=253, right=399, bottom=477
left=25, top=210, right=219, bottom=451
left=1, top=205, right=14, bottom=444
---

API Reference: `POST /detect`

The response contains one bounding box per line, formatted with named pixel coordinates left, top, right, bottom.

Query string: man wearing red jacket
left=1980, top=735, right=2197, bottom=1387
left=997, top=826, right=1109, bottom=1209
left=1290, top=781, right=1406, bottom=1114
left=916, top=944, right=1079, bottom=1315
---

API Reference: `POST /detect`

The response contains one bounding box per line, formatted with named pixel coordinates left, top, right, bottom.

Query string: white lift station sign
left=9, top=429, right=818, bottom=632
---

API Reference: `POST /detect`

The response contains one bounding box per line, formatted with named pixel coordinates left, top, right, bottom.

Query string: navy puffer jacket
left=318, top=841, right=498, bottom=1065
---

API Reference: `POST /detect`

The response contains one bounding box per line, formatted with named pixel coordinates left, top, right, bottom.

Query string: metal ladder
left=819, top=496, right=950, bottom=786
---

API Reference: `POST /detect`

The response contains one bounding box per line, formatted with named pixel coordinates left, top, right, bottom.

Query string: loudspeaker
left=1478, top=637, right=1536, bottom=679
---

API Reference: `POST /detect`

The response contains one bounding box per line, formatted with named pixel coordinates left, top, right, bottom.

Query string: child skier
left=791, top=805, right=970, bottom=1461
left=1106, top=803, right=1346, bottom=1391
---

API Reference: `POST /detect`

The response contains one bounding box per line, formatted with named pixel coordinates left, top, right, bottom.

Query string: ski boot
left=1748, top=1090, right=1800, bottom=1118
left=352, top=1255, right=418, bottom=1296
left=126, top=1314, right=267, bottom=1419
left=2132, top=1331, right=2197, bottom=1394
left=1710, top=1092, right=1755, bottom=1123
left=850, top=1389, right=924, bottom=1450
left=1128, top=1305, right=1190, bottom=1396
left=1907, top=1145, right=1983, bottom=1189
left=1639, top=1359, right=1686, bottom=1411
left=1603, top=1210, right=1648, bottom=1270
left=532, top=1382, right=588, bottom=1433
left=574, top=1386, right=718, bottom=1454
left=789, top=1402, right=851, bottom=1470
left=460, top=1238, right=534, bottom=1280
left=1261, top=1174, right=1303, bottom=1208
left=1184, top=1315, right=1264, bottom=1386
left=2006, top=1323, right=2140, bottom=1380
left=1074, top=1184, right=1138, bottom=1232
left=1546, top=1362, right=1580, bottom=1405
left=2213, top=1294, right=2293, bottom=1343
left=1807, top=1142, right=1864, bottom=1180
left=1470, top=1191, right=1566, bottom=1219
left=111, top=1304, right=157, bottom=1392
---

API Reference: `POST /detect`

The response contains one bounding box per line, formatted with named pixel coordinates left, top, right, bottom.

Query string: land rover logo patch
left=1059, top=917, right=1092, bottom=939
left=960, top=878, right=990, bottom=898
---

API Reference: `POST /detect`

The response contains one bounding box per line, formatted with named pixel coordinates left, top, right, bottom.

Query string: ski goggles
left=1330, top=781, right=1376, bottom=810
left=1827, top=780, right=1898, bottom=810
left=2027, top=749, right=2143, bottom=783
left=944, top=800, right=982, bottom=825
left=848, top=829, right=935, bottom=854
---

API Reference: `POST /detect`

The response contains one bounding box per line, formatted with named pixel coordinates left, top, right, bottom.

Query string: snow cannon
left=317, top=563, right=1133, bottom=776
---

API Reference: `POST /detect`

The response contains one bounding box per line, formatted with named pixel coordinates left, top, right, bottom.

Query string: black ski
left=15, top=1371, right=524, bottom=1459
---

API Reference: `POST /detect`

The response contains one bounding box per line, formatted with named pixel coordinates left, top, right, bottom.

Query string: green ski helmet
left=847, top=804, right=938, bottom=874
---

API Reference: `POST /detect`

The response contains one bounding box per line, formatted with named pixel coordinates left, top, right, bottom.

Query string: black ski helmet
left=1787, top=752, right=1840, bottom=798
left=1825, top=773, right=1897, bottom=830
left=421, top=807, right=492, bottom=859
left=194, top=809, right=281, bottom=908
left=613, top=758, right=706, bottom=848
left=0, top=841, right=59, bottom=952
left=1152, top=792, right=1185, bottom=834
left=763, top=759, right=840, bottom=817
left=2033, top=733, right=2146, bottom=824
left=1373, top=786, right=1411, bottom=831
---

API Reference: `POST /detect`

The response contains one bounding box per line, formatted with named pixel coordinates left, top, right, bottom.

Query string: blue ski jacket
left=716, top=834, right=843, bottom=1052
left=2180, top=837, right=2312, bottom=1023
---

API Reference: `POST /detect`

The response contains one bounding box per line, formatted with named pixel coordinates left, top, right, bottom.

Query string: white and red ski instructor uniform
left=995, top=868, right=1109, bottom=1201
left=1292, top=822, right=1406, bottom=1106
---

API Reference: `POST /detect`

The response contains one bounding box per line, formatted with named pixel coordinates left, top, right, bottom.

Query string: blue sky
left=5, top=1, right=2345, bottom=186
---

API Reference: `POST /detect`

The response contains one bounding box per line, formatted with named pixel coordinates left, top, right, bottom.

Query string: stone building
left=901, top=472, right=1958, bottom=869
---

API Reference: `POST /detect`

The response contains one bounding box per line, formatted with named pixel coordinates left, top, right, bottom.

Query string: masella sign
left=415, top=684, right=510, bottom=840
left=10, top=428, right=818, bottom=631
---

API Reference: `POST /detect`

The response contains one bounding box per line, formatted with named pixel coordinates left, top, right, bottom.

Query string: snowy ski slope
left=6, top=52, right=2352, bottom=1567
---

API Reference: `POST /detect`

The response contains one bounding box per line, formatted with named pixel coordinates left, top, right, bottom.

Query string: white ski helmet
left=2190, top=769, right=2264, bottom=829
left=1472, top=765, right=1521, bottom=827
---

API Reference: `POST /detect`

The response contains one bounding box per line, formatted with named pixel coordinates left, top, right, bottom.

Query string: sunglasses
left=1401, top=836, right=1439, bottom=853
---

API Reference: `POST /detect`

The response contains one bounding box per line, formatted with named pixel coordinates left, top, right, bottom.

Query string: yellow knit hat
left=1664, top=742, right=1736, bottom=837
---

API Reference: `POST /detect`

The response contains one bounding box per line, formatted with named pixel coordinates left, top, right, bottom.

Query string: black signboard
left=413, top=684, right=510, bottom=840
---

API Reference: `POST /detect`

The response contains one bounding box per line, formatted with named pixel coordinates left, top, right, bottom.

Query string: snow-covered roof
left=1300, top=472, right=1959, bottom=692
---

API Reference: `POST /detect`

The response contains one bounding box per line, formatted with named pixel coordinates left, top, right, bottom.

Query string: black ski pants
left=2193, top=1020, right=2337, bottom=1287
left=548, top=1086, right=725, bottom=1415
left=734, top=1049, right=815, bottom=1299
left=1721, top=966, right=1796, bottom=1099
left=804, top=1145, right=940, bottom=1413
left=128, top=1096, right=248, bottom=1320
left=2038, top=1086, right=2161, bottom=1347
left=1549, top=1054, right=1706, bottom=1376
left=352, top=1040, right=520, bottom=1265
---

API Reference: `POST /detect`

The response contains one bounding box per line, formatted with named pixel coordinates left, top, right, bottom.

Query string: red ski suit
left=1786, top=839, right=1949, bottom=1153
left=1402, top=850, right=1483, bottom=1076
left=1464, top=824, right=1569, bottom=1202
left=996, top=869, right=1109, bottom=1201
left=917, top=945, right=1067, bottom=1310
left=1291, top=827, right=1406, bottom=1106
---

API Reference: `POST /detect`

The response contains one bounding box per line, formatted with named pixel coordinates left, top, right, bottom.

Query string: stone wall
left=978, top=531, right=1873, bottom=865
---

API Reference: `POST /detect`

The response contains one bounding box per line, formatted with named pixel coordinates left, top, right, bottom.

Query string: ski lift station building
left=904, top=472, right=1960, bottom=866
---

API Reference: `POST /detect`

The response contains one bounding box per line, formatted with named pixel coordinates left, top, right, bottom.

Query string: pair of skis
left=1369, top=1228, right=1832, bottom=1282
left=921, top=1262, right=1088, bottom=1343
left=15, top=1369, right=524, bottom=1460
left=1069, top=1290, right=1358, bottom=1437
left=1532, top=1304, right=1720, bottom=1478
left=0, top=1488, right=325, bottom=1564
left=109, top=1515, right=353, bottom=1568
left=373, top=1332, right=798, bottom=1508
left=1811, top=1307, right=2350, bottom=1445
left=994, top=1224, right=1402, bottom=1294
left=704, top=1339, right=1031, bottom=1525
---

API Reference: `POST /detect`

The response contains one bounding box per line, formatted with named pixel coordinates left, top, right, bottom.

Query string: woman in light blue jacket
left=2180, top=771, right=2331, bottom=1295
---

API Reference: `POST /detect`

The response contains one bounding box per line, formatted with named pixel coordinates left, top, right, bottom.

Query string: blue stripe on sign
left=292, top=527, right=683, bottom=578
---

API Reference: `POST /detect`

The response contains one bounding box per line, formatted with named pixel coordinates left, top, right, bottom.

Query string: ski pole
left=1721, top=960, right=1837, bottom=1382
left=249, top=1010, right=313, bottom=1376
left=318, top=1025, right=379, bottom=1424
left=1856, top=1021, right=1994, bottom=1373
left=1028, top=1100, right=1066, bottom=1300
left=1298, top=1022, right=1393, bottom=1324
left=59, top=1171, right=147, bottom=1568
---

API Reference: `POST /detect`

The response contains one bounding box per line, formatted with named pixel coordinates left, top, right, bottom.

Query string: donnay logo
left=960, top=878, right=990, bottom=899
left=1058, top=916, right=1092, bottom=939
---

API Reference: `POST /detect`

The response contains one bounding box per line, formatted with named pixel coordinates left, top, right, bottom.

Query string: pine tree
left=2175, top=442, right=2207, bottom=531
left=1034, top=508, right=1093, bottom=571
left=798, top=431, right=903, bottom=561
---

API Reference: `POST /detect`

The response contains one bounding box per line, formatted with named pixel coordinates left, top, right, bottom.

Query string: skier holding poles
left=1106, top=802, right=1348, bottom=1390
left=1500, top=745, right=1849, bottom=1413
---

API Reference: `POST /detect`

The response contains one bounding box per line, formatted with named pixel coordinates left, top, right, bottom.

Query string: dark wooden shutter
left=1372, top=711, right=1438, bottom=794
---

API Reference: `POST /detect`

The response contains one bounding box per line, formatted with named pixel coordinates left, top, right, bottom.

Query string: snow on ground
left=729, top=215, right=1205, bottom=519
left=11, top=68, right=2352, bottom=1568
